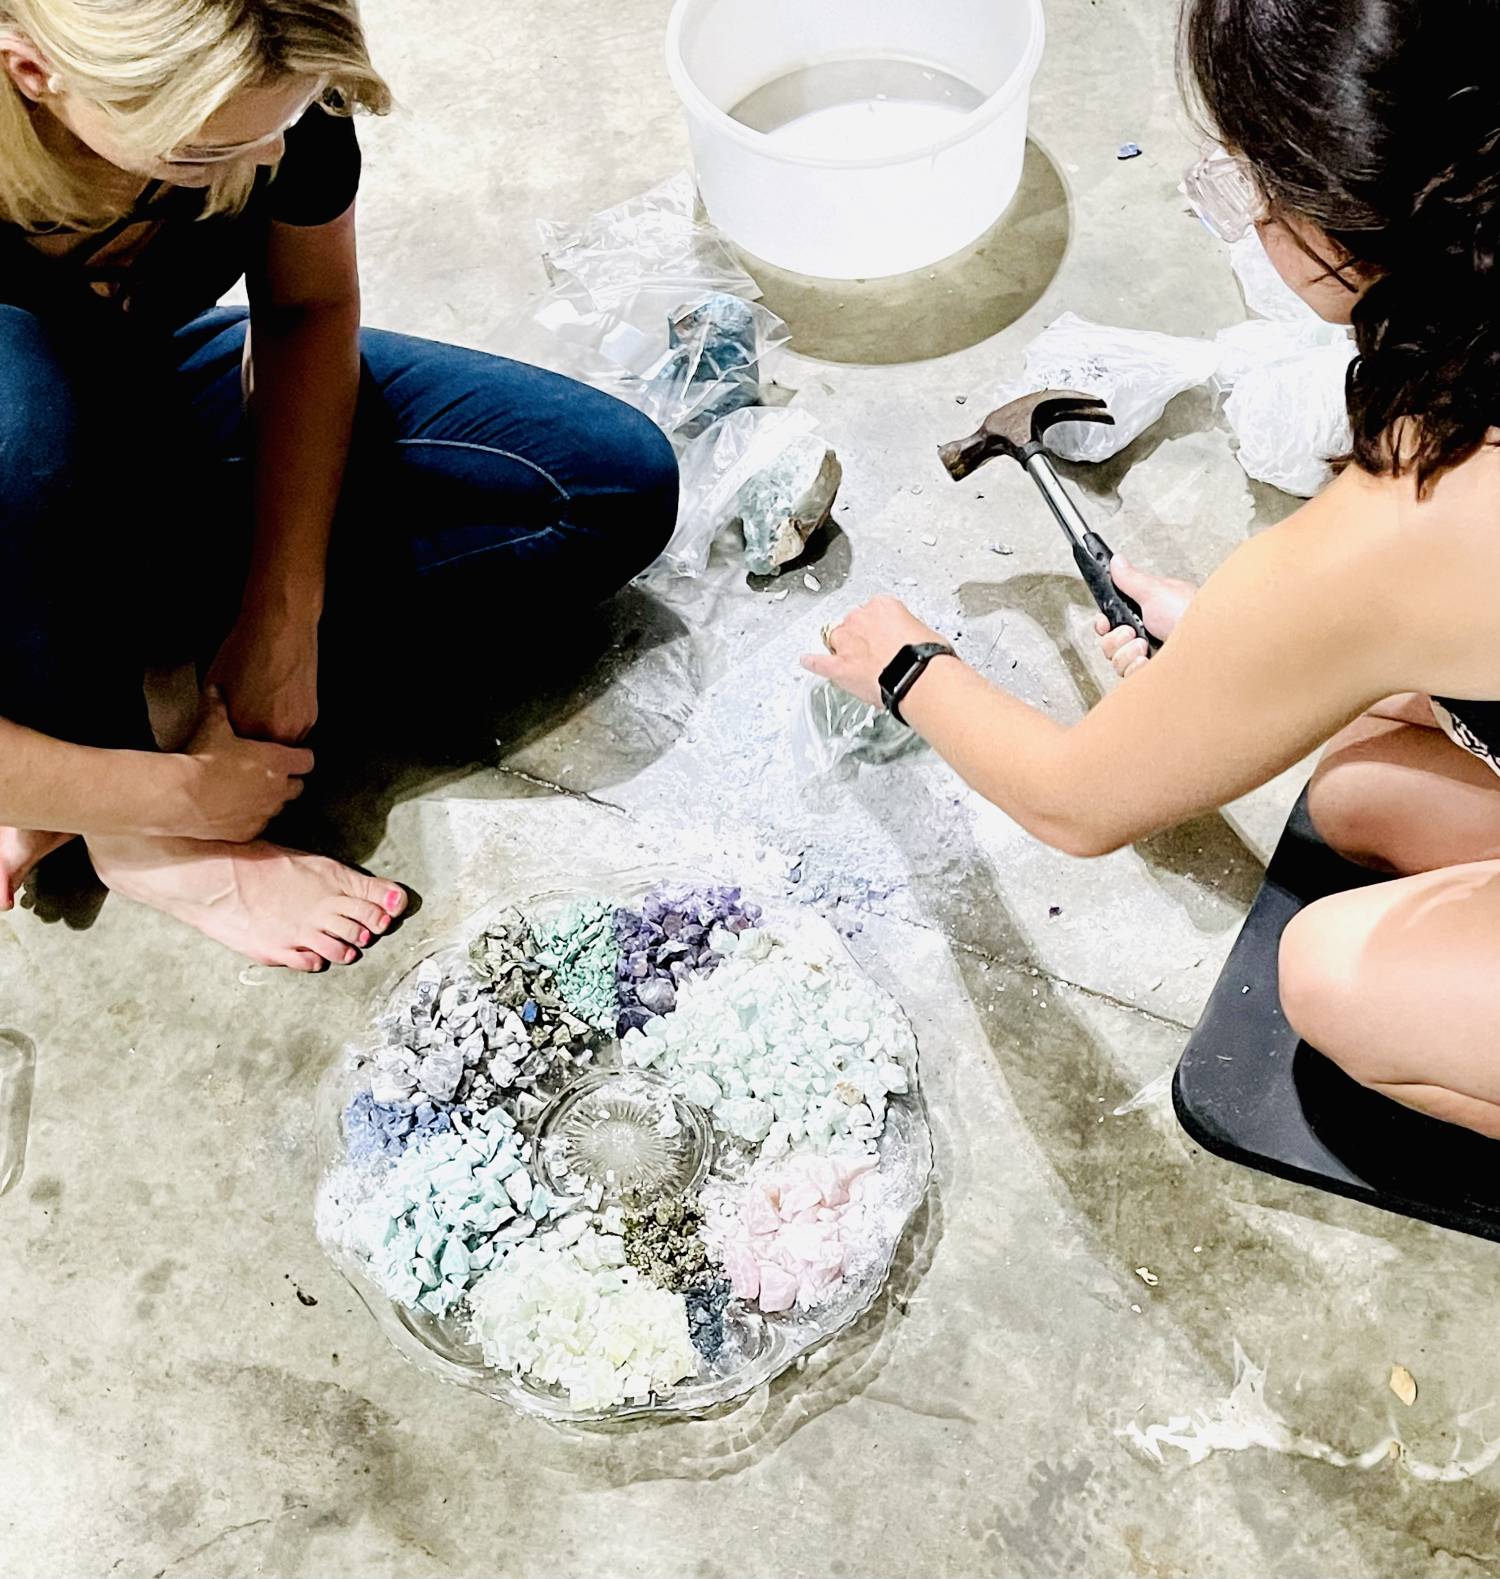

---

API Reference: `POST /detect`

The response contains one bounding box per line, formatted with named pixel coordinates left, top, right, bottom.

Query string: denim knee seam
left=416, top=525, right=565, bottom=575
left=394, top=437, right=572, bottom=504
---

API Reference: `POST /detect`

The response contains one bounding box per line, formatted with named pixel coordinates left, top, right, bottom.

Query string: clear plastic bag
left=789, top=680, right=927, bottom=787
left=538, top=172, right=759, bottom=319
left=1020, top=312, right=1221, bottom=462
left=646, top=408, right=838, bottom=585
left=1223, top=337, right=1355, bottom=497
left=1008, top=283, right=1355, bottom=497
left=1212, top=315, right=1352, bottom=392
left=506, top=173, right=790, bottom=447
left=639, top=293, right=789, bottom=441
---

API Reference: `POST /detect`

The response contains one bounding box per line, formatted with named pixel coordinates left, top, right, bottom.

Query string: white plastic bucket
left=666, top=0, right=1046, bottom=281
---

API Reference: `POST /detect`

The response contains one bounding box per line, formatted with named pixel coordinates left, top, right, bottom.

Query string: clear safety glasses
left=161, top=81, right=326, bottom=169
left=1183, top=152, right=1262, bottom=243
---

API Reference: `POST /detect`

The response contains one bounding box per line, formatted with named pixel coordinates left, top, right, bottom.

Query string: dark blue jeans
left=0, top=305, right=677, bottom=750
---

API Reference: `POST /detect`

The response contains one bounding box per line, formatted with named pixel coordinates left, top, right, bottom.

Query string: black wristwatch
left=879, top=642, right=957, bottom=724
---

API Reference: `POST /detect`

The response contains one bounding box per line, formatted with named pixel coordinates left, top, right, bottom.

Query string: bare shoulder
left=1266, top=447, right=1500, bottom=691
left=1259, top=449, right=1500, bottom=573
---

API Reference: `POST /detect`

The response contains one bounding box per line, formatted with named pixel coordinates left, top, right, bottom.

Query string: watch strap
left=879, top=641, right=957, bottom=724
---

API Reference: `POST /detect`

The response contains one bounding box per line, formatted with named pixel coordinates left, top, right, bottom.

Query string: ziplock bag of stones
left=502, top=172, right=790, bottom=447
left=654, top=408, right=843, bottom=583
left=501, top=173, right=843, bottom=583
left=789, top=677, right=927, bottom=789
left=315, top=876, right=931, bottom=1423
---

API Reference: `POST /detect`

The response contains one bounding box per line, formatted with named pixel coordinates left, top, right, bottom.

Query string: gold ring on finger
left=821, top=622, right=839, bottom=654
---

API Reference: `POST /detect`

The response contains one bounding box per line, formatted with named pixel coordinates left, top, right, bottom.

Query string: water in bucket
left=730, top=59, right=987, bottom=161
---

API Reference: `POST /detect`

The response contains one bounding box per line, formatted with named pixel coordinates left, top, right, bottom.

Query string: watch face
left=879, top=646, right=918, bottom=696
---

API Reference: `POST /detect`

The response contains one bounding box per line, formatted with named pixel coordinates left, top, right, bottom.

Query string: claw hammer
left=939, top=389, right=1159, bottom=652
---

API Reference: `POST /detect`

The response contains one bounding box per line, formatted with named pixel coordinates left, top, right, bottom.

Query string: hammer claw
left=938, top=388, right=1115, bottom=480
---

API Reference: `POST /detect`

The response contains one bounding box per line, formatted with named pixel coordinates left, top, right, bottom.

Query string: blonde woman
left=0, top=0, right=677, bottom=969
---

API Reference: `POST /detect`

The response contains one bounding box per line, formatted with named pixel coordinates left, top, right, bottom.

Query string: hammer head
left=939, top=389, right=1115, bottom=482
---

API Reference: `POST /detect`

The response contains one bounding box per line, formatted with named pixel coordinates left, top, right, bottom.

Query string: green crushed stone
left=533, top=898, right=620, bottom=1032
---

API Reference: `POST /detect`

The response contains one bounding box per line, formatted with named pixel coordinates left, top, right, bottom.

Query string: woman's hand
left=208, top=607, right=320, bottom=744
left=1095, top=555, right=1197, bottom=679
left=165, top=687, right=314, bottom=842
left=801, top=596, right=952, bottom=707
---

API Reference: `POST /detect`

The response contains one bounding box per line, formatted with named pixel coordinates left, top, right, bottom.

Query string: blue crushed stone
left=345, top=1089, right=465, bottom=1164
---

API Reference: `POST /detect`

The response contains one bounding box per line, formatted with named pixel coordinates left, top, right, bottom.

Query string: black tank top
left=1432, top=696, right=1500, bottom=773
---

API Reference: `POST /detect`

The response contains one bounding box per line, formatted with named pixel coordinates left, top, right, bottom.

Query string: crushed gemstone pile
left=621, top=928, right=910, bottom=1154
left=613, top=882, right=762, bottom=1034
left=469, top=1230, right=700, bottom=1412
left=318, top=885, right=922, bottom=1416
left=702, top=1151, right=882, bottom=1313
left=347, top=1107, right=560, bottom=1316
left=367, top=910, right=595, bottom=1121
left=344, top=1090, right=465, bottom=1165
left=535, top=898, right=620, bottom=1032
left=623, top=1196, right=711, bottom=1292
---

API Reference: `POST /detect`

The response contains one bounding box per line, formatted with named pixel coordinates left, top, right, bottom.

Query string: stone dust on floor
left=5, top=1, right=1500, bottom=1576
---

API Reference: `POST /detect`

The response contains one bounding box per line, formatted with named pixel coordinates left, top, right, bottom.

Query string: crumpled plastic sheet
left=1020, top=311, right=1222, bottom=464
left=998, top=233, right=1356, bottom=497
left=1221, top=334, right=1355, bottom=496
left=790, top=679, right=927, bottom=787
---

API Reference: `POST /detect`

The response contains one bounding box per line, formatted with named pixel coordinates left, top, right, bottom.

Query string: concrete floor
left=5, top=1, right=1500, bottom=1575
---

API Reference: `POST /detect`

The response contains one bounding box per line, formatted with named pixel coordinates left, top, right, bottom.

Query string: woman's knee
left=0, top=307, right=85, bottom=524
left=1305, top=751, right=1405, bottom=871
left=605, top=403, right=679, bottom=566
left=1278, top=900, right=1378, bottom=1083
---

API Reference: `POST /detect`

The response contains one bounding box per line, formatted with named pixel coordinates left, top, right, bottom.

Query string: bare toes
left=336, top=871, right=407, bottom=921
left=337, top=896, right=391, bottom=935
left=318, top=910, right=367, bottom=948
left=302, top=932, right=354, bottom=965
left=272, top=948, right=323, bottom=972
left=375, top=880, right=408, bottom=918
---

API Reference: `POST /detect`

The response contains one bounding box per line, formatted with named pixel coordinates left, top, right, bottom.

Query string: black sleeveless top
left=1431, top=697, right=1500, bottom=774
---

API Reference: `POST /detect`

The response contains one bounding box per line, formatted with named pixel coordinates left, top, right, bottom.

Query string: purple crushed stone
left=344, top=1089, right=465, bottom=1164
left=612, top=882, right=762, bottom=1037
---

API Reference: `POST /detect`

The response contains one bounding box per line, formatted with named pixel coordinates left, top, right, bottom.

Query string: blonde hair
left=0, top=0, right=391, bottom=230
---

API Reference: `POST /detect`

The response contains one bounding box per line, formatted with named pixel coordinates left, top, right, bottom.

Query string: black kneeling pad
left=1173, top=792, right=1500, bottom=1241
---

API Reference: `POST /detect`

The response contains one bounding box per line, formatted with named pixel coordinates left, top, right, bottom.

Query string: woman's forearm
left=897, top=660, right=1110, bottom=855
left=242, top=298, right=361, bottom=619
left=0, top=717, right=186, bottom=837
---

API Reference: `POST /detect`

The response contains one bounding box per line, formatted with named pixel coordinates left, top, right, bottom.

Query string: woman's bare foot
left=0, top=828, right=74, bottom=910
left=85, top=833, right=407, bottom=970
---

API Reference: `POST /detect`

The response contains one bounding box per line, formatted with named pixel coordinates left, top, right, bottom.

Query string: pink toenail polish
left=359, top=929, right=371, bottom=946
left=385, top=889, right=402, bottom=912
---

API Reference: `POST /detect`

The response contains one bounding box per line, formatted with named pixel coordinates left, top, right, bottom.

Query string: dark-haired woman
left=809, top=0, right=1500, bottom=1138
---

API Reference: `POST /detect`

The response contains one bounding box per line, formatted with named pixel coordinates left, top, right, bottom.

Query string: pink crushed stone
left=702, top=1151, right=881, bottom=1313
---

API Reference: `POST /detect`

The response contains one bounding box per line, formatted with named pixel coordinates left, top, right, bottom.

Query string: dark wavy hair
left=1182, top=0, right=1500, bottom=491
